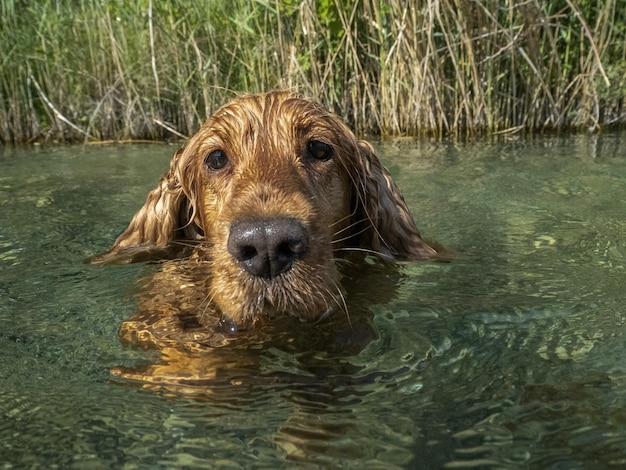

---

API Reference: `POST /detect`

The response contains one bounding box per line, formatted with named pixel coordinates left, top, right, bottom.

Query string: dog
left=91, top=91, right=436, bottom=343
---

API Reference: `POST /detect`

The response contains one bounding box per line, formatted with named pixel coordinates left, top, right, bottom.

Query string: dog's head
left=92, top=91, right=436, bottom=323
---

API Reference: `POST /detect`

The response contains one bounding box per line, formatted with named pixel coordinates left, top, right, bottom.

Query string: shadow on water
left=1, top=135, right=626, bottom=467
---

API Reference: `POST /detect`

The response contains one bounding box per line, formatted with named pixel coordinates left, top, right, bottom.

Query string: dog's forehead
left=187, top=92, right=360, bottom=167
left=205, top=93, right=336, bottom=140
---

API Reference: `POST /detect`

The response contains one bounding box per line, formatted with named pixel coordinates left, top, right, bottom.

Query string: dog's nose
left=227, top=217, right=309, bottom=279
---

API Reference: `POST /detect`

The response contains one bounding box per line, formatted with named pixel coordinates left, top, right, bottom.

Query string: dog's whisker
left=170, top=240, right=201, bottom=249
left=331, top=214, right=371, bottom=235
left=325, top=277, right=351, bottom=328
left=328, top=204, right=362, bottom=233
left=327, top=212, right=354, bottom=229
left=332, top=256, right=354, bottom=268
left=200, top=287, right=218, bottom=317
left=332, top=224, right=371, bottom=245
left=333, top=246, right=388, bottom=258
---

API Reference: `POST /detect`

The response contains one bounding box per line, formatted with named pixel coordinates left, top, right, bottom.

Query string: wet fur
left=92, top=91, right=436, bottom=326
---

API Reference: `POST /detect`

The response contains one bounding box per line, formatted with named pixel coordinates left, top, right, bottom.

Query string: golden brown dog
left=93, top=91, right=436, bottom=337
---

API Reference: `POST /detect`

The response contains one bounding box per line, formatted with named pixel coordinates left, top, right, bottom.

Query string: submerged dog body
left=93, top=91, right=435, bottom=326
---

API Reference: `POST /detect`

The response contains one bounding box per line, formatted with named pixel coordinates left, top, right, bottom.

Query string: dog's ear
left=352, top=140, right=436, bottom=260
left=88, top=148, right=202, bottom=264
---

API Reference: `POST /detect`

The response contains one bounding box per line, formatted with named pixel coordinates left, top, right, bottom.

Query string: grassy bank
left=1, top=0, right=625, bottom=143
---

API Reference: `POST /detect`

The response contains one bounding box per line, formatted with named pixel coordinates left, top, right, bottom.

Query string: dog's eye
left=204, top=150, right=229, bottom=171
left=307, top=140, right=333, bottom=162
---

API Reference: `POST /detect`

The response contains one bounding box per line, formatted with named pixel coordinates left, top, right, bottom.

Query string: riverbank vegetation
left=1, top=0, right=625, bottom=143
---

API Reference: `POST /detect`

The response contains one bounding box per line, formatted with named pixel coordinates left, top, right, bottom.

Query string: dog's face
left=183, top=94, right=356, bottom=322
left=94, top=91, right=436, bottom=327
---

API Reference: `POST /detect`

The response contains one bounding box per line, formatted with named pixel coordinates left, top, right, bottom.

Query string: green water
left=1, top=135, right=625, bottom=468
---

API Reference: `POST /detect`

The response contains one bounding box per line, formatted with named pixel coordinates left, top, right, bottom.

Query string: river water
left=1, top=134, right=625, bottom=468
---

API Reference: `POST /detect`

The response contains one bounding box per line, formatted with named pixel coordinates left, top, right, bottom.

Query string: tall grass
left=1, top=0, right=625, bottom=143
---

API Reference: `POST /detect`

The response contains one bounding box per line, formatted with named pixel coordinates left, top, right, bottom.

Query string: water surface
left=1, top=135, right=625, bottom=468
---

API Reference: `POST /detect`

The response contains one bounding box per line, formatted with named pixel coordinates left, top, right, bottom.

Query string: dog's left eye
left=204, top=150, right=229, bottom=171
left=307, top=140, right=333, bottom=162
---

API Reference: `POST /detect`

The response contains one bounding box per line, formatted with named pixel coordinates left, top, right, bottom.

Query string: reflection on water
left=1, top=135, right=625, bottom=468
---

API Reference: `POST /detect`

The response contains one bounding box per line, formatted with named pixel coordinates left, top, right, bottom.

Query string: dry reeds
left=1, top=0, right=625, bottom=143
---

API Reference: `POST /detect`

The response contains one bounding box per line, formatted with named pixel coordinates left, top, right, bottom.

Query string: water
left=1, top=135, right=625, bottom=468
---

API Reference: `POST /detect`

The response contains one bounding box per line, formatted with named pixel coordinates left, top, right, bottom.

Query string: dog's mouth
left=211, top=256, right=343, bottom=325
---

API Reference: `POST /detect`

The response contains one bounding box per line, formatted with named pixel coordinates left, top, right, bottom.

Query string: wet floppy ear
left=352, top=140, right=437, bottom=260
left=89, top=147, right=201, bottom=264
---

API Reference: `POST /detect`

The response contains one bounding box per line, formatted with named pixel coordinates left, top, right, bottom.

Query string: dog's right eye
left=204, top=150, right=229, bottom=171
left=307, top=140, right=333, bottom=162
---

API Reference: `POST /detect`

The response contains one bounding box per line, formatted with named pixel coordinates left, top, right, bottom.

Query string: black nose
left=227, top=217, right=309, bottom=279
